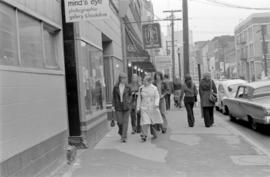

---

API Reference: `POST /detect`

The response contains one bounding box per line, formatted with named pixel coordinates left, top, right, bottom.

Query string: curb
left=216, top=112, right=270, bottom=158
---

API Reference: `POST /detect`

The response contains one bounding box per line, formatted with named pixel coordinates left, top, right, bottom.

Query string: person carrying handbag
left=199, top=73, right=217, bottom=127
left=180, top=75, right=198, bottom=127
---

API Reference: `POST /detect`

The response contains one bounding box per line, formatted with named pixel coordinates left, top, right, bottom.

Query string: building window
left=43, top=24, right=59, bottom=69
left=0, top=3, right=18, bottom=66
left=19, top=12, right=43, bottom=68
left=0, top=2, right=60, bottom=70
left=249, top=43, right=254, bottom=57
left=248, top=27, right=253, bottom=42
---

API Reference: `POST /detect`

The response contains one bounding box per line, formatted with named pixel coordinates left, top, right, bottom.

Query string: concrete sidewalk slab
left=57, top=107, right=270, bottom=177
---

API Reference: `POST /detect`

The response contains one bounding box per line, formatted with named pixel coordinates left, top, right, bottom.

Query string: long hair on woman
left=185, top=74, right=192, bottom=88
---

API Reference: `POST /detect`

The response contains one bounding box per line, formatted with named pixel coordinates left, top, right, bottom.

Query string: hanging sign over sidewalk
left=142, top=23, right=162, bottom=49
left=64, top=0, right=110, bottom=23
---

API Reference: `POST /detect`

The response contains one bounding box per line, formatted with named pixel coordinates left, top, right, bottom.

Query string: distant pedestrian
left=129, top=74, right=141, bottom=134
left=137, top=76, right=163, bottom=142
left=112, top=73, right=132, bottom=143
left=164, top=74, right=174, bottom=110
left=173, top=78, right=183, bottom=108
left=199, top=73, right=217, bottom=127
left=153, top=72, right=169, bottom=133
left=180, top=75, right=198, bottom=127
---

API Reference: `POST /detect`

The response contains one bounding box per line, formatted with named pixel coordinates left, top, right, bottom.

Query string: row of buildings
left=194, top=12, right=270, bottom=82
left=0, top=0, right=156, bottom=177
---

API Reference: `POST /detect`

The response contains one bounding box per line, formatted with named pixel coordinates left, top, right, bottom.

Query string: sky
left=151, top=0, right=270, bottom=42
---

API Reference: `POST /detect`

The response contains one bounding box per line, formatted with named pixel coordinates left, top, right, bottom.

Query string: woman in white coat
left=137, top=76, right=163, bottom=142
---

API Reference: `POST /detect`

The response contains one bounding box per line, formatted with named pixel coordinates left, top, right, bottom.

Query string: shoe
left=151, top=135, right=157, bottom=139
left=121, top=139, right=127, bottom=143
left=162, top=129, right=167, bottom=134
left=131, top=131, right=136, bottom=134
left=141, top=135, right=147, bottom=142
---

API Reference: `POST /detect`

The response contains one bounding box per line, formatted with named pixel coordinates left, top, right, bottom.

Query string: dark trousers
left=130, top=109, right=141, bottom=132
left=137, top=112, right=141, bottom=132
left=116, top=110, right=130, bottom=140
left=130, top=109, right=137, bottom=131
left=150, top=124, right=159, bottom=137
left=203, top=107, right=214, bottom=127
left=165, top=94, right=171, bottom=110
left=184, top=102, right=195, bottom=127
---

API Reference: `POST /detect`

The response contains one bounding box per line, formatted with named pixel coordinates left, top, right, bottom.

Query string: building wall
left=235, top=13, right=270, bottom=81
left=77, top=8, right=122, bottom=59
left=0, top=0, right=67, bottom=176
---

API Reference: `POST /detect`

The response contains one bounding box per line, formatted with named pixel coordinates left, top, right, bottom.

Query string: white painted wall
left=0, top=0, right=67, bottom=162
left=0, top=71, right=68, bottom=162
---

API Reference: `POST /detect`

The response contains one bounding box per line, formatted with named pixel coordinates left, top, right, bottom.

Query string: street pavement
left=55, top=106, right=270, bottom=177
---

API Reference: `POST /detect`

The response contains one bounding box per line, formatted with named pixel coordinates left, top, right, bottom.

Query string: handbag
left=209, top=80, right=217, bottom=103
left=110, top=120, right=115, bottom=127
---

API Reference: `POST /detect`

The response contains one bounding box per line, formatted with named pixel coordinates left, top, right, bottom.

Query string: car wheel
left=229, top=115, right=236, bottom=122
left=223, top=106, right=229, bottom=115
left=249, top=117, right=258, bottom=130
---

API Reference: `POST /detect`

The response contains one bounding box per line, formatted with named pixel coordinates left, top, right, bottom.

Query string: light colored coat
left=137, top=84, right=163, bottom=125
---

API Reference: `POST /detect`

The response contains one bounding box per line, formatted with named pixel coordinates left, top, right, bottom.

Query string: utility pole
left=177, top=48, right=182, bottom=80
left=261, top=25, right=268, bottom=76
left=182, top=0, right=190, bottom=76
left=163, top=10, right=181, bottom=82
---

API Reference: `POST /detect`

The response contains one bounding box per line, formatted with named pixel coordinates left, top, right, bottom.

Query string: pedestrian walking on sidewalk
left=173, top=78, right=183, bottom=108
left=153, top=72, right=169, bottom=133
left=164, top=74, right=174, bottom=110
left=137, top=76, right=163, bottom=142
left=129, top=74, right=141, bottom=134
left=199, top=73, right=217, bottom=127
left=112, top=73, right=132, bottom=143
left=180, top=75, right=198, bottom=127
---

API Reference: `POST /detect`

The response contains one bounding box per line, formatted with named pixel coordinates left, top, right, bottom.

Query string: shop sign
left=142, top=23, right=162, bottom=49
left=64, top=0, right=110, bottom=23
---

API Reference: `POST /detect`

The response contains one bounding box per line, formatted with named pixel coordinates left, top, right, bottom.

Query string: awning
left=132, top=61, right=156, bottom=72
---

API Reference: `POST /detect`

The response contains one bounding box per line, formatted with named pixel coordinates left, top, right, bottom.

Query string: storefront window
left=81, top=42, right=105, bottom=114
left=19, top=12, right=43, bottom=68
left=0, top=3, right=18, bottom=66
left=89, top=46, right=105, bottom=111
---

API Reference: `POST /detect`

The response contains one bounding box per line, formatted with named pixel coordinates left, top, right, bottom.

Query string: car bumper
left=256, top=116, right=270, bottom=125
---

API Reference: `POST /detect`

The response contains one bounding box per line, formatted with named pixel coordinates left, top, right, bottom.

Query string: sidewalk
left=57, top=107, right=270, bottom=177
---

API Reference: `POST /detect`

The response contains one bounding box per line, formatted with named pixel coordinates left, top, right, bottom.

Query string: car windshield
left=253, top=86, right=270, bottom=98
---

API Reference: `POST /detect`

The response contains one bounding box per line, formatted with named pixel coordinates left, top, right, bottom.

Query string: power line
left=191, top=0, right=270, bottom=10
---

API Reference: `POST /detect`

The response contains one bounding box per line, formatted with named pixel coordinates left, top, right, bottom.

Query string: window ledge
left=0, top=65, right=65, bottom=75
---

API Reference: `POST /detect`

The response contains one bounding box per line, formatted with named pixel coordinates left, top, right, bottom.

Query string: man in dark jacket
left=164, top=74, right=174, bottom=110
left=112, top=73, right=132, bottom=142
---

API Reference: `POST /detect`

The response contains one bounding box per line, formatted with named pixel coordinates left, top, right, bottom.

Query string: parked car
left=223, top=80, right=270, bottom=130
left=216, top=79, right=247, bottom=114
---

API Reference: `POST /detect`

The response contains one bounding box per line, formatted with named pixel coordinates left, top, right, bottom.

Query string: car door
left=233, top=86, right=248, bottom=119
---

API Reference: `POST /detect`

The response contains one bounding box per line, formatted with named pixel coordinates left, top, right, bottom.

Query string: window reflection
left=0, top=3, right=18, bottom=66
left=81, top=43, right=105, bottom=113
left=19, top=12, right=43, bottom=68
